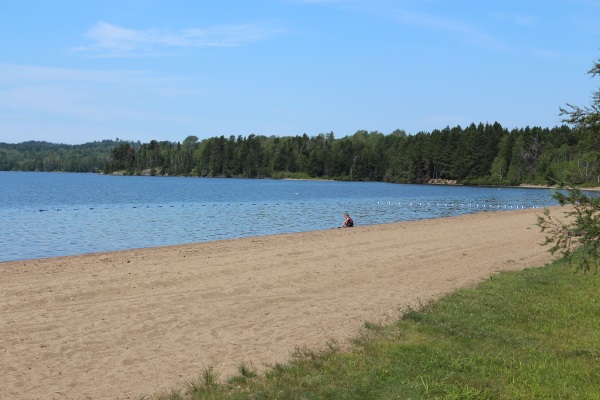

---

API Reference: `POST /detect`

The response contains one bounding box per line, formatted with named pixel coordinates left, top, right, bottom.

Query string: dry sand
left=1, top=207, right=561, bottom=400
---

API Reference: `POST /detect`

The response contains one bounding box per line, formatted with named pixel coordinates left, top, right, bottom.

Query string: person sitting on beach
left=342, top=213, right=354, bottom=228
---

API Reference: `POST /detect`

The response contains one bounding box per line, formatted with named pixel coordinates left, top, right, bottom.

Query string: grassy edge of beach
left=143, top=253, right=600, bottom=400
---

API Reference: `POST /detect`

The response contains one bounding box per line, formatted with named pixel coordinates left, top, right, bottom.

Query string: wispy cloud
left=0, top=62, right=209, bottom=143
left=73, top=21, right=284, bottom=57
left=393, top=10, right=507, bottom=50
left=489, top=13, right=539, bottom=27
left=294, top=0, right=508, bottom=51
left=576, top=16, right=600, bottom=35
left=0, top=63, right=167, bottom=84
left=530, top=48, right=564, bottom=59
left=0, top=63, right=192, bottom=121
left=293, top=0, right=356, bottom=3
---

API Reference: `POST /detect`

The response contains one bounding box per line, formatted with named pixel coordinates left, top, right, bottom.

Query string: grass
left=144, top=255, right=600, bottom=399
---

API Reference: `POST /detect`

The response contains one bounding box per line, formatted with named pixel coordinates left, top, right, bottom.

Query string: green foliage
left=2, top=122, right=598, bottom=185
left=560, top=56, right=600, bottom=152
left=537, top=186, right=600, bottom=273
left=99, top=123, right=598, bottom=185
left=0, top=139, right=136, bottom=173
left=537, top=55, right=600, bottom=272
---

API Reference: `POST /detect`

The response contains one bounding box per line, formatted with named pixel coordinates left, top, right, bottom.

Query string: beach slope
left=1, top=207, right=558, bottom=400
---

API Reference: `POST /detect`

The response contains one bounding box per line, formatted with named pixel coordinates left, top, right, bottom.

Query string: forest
left=0, top=121, right=598, bottom=186
left=0, top=139, right=131, bottom=173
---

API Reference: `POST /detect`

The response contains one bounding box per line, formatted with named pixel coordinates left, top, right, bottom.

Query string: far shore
left=516, top=183, right=600, bottom=191
left=98, top=169, right=600, bottom=191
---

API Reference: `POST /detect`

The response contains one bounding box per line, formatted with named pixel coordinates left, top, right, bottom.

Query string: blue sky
left=1, top=0, right=599, bottom=145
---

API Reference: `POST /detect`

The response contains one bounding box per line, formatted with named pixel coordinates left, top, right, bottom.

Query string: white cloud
left=73, top=21, right=284, bottom=57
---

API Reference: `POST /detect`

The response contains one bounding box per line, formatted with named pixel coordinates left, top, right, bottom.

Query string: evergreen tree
left=538, top=55, right=600, bottom=272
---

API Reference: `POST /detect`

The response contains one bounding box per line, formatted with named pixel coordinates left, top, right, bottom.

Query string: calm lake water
left=0, top=171, right=558, bottom=262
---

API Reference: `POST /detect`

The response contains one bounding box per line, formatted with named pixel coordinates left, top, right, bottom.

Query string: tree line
left=1, top=122, right=597, bottom=186
left=0, top=139, right=134, bottom=173
left=104, top=122, right=598, bottom=186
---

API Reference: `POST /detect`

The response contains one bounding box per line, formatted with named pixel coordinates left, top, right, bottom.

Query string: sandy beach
left=1, top=207, right=560, bottom=400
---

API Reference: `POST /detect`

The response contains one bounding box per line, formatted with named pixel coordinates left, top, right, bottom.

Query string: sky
left=1, top=0, right=599, bottom=145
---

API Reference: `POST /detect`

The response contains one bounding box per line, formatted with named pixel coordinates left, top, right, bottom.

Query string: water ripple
left=0, top=172, right=558, bottom=262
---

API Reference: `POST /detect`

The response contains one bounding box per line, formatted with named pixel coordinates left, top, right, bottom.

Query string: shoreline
left=0, top=207, right=553, bottom=265
left=1, top=208, right=561, bottom=399
left=516, top=183, right=600, bottom=192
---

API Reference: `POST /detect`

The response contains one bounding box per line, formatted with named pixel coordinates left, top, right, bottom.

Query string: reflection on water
left=0, top=172, right=558, bottom=262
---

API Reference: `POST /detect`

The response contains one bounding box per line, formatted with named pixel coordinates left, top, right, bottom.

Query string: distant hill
left=0, top=139, right=139, bottom=172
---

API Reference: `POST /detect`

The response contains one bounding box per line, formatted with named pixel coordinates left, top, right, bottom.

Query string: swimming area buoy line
left=21, top=200, right=545, bottom=214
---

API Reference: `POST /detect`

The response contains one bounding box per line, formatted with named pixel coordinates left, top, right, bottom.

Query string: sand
left=1, top=207, right=561, bottom=400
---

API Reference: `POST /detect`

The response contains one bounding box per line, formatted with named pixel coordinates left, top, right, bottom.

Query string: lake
left=0, top=171, right=558, bottom=262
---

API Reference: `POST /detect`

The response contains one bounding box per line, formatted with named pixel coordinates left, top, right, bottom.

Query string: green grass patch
left=144, top=256, right=600, bottom=399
